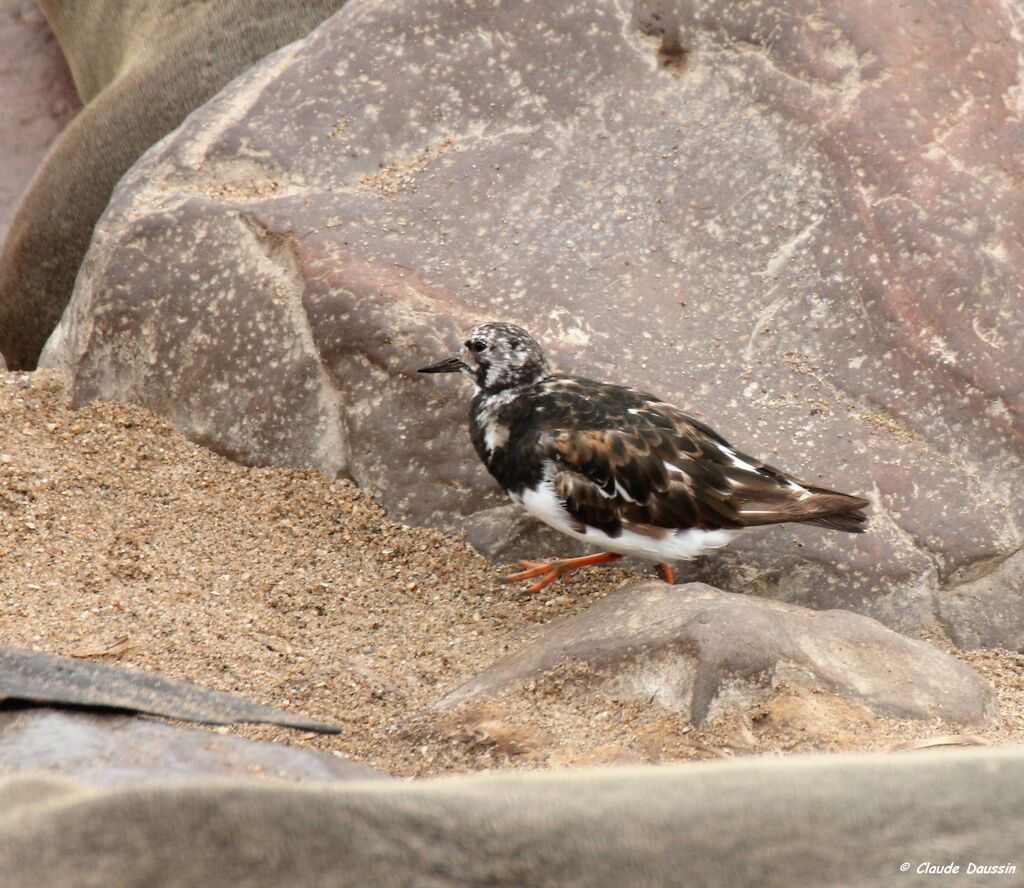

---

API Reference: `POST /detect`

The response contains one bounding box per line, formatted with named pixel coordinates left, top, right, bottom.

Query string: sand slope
left=1, top=370, right=1021, bottom=775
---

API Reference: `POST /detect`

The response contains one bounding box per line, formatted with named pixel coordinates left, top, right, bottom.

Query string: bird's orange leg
left=501, top=552, right=623, bottom=594
left=657, top=563, right=674, bottom=584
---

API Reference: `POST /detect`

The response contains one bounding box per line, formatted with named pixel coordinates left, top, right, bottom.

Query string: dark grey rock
left=0, top=645, right=339, bottom=733
left=51, top=0, right=1024, bottom=645
left=438, top=582, right=996, bottom=725
left=0, top=709, right=384, bottom=786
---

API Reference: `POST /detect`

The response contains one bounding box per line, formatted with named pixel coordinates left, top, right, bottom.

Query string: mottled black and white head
left=418, top=322, right=550, bottom=392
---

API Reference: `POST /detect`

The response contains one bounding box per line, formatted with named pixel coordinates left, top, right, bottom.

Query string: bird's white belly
left=511, top=479, right=739, bottom=563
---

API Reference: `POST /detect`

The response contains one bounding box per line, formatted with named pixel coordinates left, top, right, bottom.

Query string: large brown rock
left=50, top=0, right=1024, bottom=645
left=438, top=582, right=996, bottom=725
left=0, top=0, right=80, bottom=243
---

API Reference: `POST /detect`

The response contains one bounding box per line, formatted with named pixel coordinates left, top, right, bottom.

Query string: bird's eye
left=466, top=340, right=486, bottom=353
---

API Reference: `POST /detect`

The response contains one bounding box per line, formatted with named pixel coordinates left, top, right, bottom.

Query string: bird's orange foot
left=657, top=563, right=675, bottom=584
left=500, top=552, right=623, bottom=594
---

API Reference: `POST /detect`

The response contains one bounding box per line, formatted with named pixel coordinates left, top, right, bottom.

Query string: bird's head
left=418, top=322, right=550, bottom=392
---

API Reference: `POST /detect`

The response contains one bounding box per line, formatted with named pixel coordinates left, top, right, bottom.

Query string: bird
left=419, top=322, right=869, bottom=594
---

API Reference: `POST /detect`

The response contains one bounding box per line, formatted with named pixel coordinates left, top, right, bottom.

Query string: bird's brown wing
left=543, top=403, right=742, bottom=537
left=544, top=397, right=867, bottom=536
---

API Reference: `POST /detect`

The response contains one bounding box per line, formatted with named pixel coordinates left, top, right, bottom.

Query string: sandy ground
left=2, top=370, right=1023, bottom=777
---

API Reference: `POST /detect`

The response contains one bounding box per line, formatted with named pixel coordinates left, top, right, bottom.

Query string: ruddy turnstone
left=419, top=323, right=868, bottom=593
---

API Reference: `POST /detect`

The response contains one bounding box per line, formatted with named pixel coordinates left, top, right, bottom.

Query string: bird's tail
left=732, top=482, right=870, bottom=533
left=798, top=487, right=870, bottom=533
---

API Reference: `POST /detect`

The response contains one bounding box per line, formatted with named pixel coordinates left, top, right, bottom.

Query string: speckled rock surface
left=437, top=582, right=996, bottom=725
left=52, top=0, right=1024, bottom=645
left=0, top=0, right=80, bottom=243
left=0, top=710, right=385, bottom=786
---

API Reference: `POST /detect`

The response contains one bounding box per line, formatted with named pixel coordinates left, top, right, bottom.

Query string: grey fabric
left=1, top=749, right=1022, bottom=887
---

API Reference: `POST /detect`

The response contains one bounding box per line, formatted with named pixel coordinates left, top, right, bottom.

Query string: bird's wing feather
left=533, top=381, right=868, bottom=535
left=531, top=387, right=755, bottom=532
left=546, top=423, right=748, bottom=535
left=529, top=378, right=867, bottom=535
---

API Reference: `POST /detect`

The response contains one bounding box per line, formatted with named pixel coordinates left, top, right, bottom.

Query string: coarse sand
left=2, top=370, right=1023, bottom=777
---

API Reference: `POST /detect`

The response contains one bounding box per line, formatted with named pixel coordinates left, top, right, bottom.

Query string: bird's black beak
left=417, top=355, right=466, bottom=374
